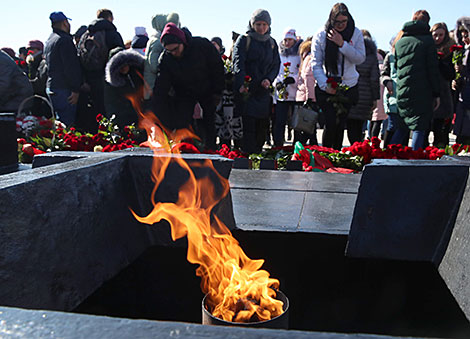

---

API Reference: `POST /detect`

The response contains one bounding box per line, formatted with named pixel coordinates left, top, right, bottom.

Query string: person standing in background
left=232, top=9, right=280, bottom=154
left=390, top=10, right=440, bottom=150
left=311, top=3, right=365, bottom=150
left=273, top=28, right=302, bottom=147
left=44, top=11, right=82, bottom=126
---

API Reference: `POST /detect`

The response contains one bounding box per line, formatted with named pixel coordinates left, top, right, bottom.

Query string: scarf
left=280, top=39, right=303, bottom=57
left=247, top=29, right=271, bottom=42
left=324, top=16, right=355, bottom=75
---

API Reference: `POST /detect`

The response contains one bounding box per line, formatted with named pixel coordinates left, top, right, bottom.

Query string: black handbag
left=291, top=105, right=319, bottom=135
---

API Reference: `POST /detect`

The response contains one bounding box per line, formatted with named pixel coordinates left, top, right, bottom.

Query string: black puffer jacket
left=0, top=50, right=33, bottom=113
left=348, top=37, right=380, bottom=121
left=104, top=49, right=145, bottom=127
left=88, top=19, right=124, bottom=50
left=153, top=27, right=224, bottom=129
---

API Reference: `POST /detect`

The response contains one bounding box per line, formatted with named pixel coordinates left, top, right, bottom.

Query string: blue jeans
left=46, top=88, right=77, bottom=127
left=390, top=127, right=426, bottom=150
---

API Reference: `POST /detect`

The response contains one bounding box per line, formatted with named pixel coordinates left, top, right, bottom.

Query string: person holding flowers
left=453, top=18, right=470, bottom=144
left=272, top=28, right=302, bottom=147
left=429, top=22, right=455, bottom=148
left=232, top=9, right=280, bottom=154
left=311, top=3, right=365, bottom=150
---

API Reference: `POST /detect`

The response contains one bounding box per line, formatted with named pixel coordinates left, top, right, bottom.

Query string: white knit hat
left=284, top=28, right=296, bottom=40
left=135, top=26, right=148, bottom=37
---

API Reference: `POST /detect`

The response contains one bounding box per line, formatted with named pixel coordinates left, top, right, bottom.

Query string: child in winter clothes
left=272, top=28, right=302, bottom=147
left=295, top=38, right=318, bottom=145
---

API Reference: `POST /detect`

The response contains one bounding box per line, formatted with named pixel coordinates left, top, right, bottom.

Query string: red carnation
left=96, top=114, right=104, bottom=122
left=326, top=77, right=338, bottom=89
left=283, top=62, right=291, bottom=67
left=222, top=54, right=228, bottom=60
left=244, top=75, right=252, bottom=82
left=437, top=51, right=445, bottom=59
left=450, top=44, right=464, bottom=52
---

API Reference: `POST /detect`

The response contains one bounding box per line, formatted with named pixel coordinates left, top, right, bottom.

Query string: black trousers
left=242, top=115, right=268, bottom=154
left=346, top=119, right=365, bottom=145
left=315, top=85, right=358, bottom=150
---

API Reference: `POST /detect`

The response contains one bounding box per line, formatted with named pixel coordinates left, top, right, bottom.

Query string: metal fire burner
left=202, top=290, right=289, bottom=329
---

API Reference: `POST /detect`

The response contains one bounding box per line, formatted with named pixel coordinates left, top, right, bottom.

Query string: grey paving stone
left=231, top=188, right=304, bottom=231
left=230, top=169, right=361, bottom=194
left=299, top=192, right=357, bottom=235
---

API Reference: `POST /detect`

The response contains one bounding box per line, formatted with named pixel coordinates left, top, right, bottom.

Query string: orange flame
left=128, top=95, right=283, bottom=323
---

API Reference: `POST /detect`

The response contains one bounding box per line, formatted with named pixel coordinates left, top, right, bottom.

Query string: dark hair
left=377, top=48, right=386, bottom=59
left=412, top=10, right=430, bottom=25
left=324, top=3, right=355, bottom=75
left=97, top=9, right=113, bottom=20
left=325, top=3, right=351, bottom=30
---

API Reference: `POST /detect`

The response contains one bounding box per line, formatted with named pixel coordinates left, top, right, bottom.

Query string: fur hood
left=456, top=16, right=470, bottom=45
left=364, top=36, right=377, bottom=56
left=105, top=49, right=145, bottom=87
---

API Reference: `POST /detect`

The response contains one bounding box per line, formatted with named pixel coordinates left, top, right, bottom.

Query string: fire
left=128, top=97, right=283, bottom=323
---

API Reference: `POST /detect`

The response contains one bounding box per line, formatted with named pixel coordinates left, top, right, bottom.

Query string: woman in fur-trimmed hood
left=104, top=48, right=145, bottom=128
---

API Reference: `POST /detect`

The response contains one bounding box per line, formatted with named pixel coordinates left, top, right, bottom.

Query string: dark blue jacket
left=232, top=33, right=280, bottom=118
left=88, top=19, right=124, bottom=51
left=44, top=28, right=82, bottom=92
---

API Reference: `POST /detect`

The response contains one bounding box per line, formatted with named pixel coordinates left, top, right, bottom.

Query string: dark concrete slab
left=0, top=306, right=410, bottom=339
left=230, top=170, right=360, bottom=234
left=439, top=170, right=470, bottom=322
left=346, top=159, right=469, bottom=263
left=0, top=151, right=235, bottom=312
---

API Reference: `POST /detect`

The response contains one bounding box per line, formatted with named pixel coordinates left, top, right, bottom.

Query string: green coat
left=394, top=20, right=440, bottom=130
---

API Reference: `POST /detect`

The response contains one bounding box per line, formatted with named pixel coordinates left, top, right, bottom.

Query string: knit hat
left=27, top=40, right=44, bottom=51
left=160, top=22, right=187, bottom=46
left=135, top=26, right=148, bottom=37
left=250, top=9, right=271, bottom=27
left=284, top=28, right=296, bottom=40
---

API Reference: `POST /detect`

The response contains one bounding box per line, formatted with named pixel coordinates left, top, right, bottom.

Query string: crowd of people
left=1, top=4, right=470, bottom=153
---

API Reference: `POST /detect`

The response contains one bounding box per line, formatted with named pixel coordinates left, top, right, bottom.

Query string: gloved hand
left=275, top=82, right=284, bottom=91
left=283, top=77, right=295, bottom=85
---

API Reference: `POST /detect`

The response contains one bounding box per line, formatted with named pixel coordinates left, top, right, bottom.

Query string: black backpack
left=78, top=30, right=108, bottom=71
